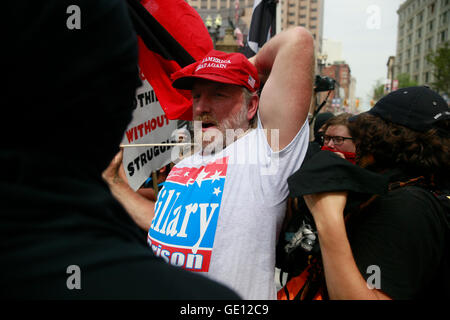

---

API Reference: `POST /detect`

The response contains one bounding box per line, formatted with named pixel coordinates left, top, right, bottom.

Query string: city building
left=188, top=1, right=324, bottom=54
left=280, top=0, right=324, bottom=54
left=322, top=38, right=343, bottom=65
left=186, top=0, right=254, bottom=51
left=320, top=62, right=355, bottom=114
left=395, top=0, right=449, bottom=87
left=386, top=56, right=397, bottom=93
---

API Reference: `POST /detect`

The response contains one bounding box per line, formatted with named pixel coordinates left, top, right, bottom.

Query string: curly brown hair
left=348, top=113, right=450, bottom=187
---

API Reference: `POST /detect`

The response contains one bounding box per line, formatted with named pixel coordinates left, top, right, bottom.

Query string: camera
left=314, top=75, right=335, bottom=92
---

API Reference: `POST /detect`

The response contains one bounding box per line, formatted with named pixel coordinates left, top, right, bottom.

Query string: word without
left=125, top=115, right=170, bottom=143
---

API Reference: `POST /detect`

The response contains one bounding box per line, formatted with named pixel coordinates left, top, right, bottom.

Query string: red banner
left=138, top=0, right=213, bottom=120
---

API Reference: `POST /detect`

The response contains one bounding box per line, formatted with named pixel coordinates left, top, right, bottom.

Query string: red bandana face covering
left=321, top=146, right=356, bottom=164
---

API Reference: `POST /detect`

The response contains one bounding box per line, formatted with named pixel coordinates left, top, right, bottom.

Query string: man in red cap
left=104, top=26, right=315, bottom=299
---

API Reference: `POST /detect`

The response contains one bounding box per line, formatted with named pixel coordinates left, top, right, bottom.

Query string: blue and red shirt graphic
left=148, top=157, right=228, bottom=272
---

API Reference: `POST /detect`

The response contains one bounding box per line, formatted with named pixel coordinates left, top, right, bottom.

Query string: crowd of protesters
left=1, top=0, right=449, bottom=301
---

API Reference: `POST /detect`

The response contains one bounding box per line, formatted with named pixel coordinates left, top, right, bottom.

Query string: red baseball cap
left=171, top=50, right=260, bottom=92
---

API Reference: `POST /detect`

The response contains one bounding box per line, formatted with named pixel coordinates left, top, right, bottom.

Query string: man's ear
left=247, top=94, right=259, bottom=121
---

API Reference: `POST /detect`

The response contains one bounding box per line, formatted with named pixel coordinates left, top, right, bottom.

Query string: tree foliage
left=396, top=73, right=418, bottom=89
left=372, top=79, right=385, bottom=101
left=426, top=41, right=450, bottom=94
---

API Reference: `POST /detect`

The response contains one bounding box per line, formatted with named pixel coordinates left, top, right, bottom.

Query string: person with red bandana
left=320, top=113, right=356, bottom=164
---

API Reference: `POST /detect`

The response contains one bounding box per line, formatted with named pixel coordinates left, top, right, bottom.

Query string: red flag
left=137, top=0, right=213, bottom=121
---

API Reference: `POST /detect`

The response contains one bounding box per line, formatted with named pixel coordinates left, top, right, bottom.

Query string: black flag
left=243, top=0, right=277, bottom=58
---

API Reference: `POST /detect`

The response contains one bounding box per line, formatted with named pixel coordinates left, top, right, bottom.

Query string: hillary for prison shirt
left=147, top=115, right=309, bottom=299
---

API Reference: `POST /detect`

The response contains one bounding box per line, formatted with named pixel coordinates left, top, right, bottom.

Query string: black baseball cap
left=351, top=86, right=450, bottom=132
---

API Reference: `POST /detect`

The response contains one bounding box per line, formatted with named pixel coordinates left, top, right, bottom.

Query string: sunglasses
left=322, top=135, right=354, bottom=146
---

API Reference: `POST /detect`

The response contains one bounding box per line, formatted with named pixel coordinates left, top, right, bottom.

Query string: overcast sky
left=323, top=0, right=405, bottom=111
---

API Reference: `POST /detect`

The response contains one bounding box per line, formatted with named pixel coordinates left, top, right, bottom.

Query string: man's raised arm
left=249, top=26, right=315, bottom=151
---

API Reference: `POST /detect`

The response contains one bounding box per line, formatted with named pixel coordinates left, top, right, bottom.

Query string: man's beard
left=195, top=104, right=249, bottom=155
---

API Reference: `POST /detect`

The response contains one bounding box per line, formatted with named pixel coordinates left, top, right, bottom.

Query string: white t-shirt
left=148, top=115, right=309, bottom=299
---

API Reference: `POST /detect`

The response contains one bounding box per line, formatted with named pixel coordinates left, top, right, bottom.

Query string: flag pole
left=276, top=0, right=281, bottom=35
left=152, top=171, right=159, bottom=196
left=120, top=142, right=198, bottom=148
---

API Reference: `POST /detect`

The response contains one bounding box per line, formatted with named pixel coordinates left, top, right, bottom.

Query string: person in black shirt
left=294, top=86, right=449, bottom=299
left=0, top=0, right=239, bottom=300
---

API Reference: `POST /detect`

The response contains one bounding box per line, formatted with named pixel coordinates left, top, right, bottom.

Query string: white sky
left=323, top=0, right=405, bottom=110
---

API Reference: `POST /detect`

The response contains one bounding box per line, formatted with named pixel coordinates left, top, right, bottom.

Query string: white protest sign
left=121, top=71, right=177, bottom=191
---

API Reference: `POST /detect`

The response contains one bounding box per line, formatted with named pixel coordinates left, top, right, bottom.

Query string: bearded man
left=104, top=26, right=315, bottom=299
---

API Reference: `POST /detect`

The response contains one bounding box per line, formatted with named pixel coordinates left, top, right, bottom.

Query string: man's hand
left=102, top=149, right=155, bottom=231
left=102, top=149, right=126, bottom=186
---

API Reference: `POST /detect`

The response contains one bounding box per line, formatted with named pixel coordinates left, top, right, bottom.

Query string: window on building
left=417, top=27, right=422, bottom=38
left=440, top=30, right=447, bottom=42
left=414, top=60, right=420, bottom=69
left=415, top=43, right=421, bottom=55
left=428, top=20, right=434, bottom=31
left=427, top=37, right=433, bottom=50
left=418, top=11, right=424, bottom=23
left=425, top=72, right=429, bottom=83
left=441, top=11, right=448, bottom=25
left=429, top=2, right=435, bottom=15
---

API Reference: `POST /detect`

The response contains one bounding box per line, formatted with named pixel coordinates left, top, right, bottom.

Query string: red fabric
left=321, top=146, right=356, bottom=164
left=138, top=0, right=213, bottom=120
left=171, top=50, right=260, bottom=93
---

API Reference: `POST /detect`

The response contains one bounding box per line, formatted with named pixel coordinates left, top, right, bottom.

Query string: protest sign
left=121, top=69, right=177, bottom=191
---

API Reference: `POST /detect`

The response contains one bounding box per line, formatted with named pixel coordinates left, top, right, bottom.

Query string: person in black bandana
left=285, top=86, right=450, bottom=300
left=0, top=0, right=239, bottom=300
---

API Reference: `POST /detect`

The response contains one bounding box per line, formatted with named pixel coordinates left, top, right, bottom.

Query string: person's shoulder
left=374, top=185, right=447, bottom=229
